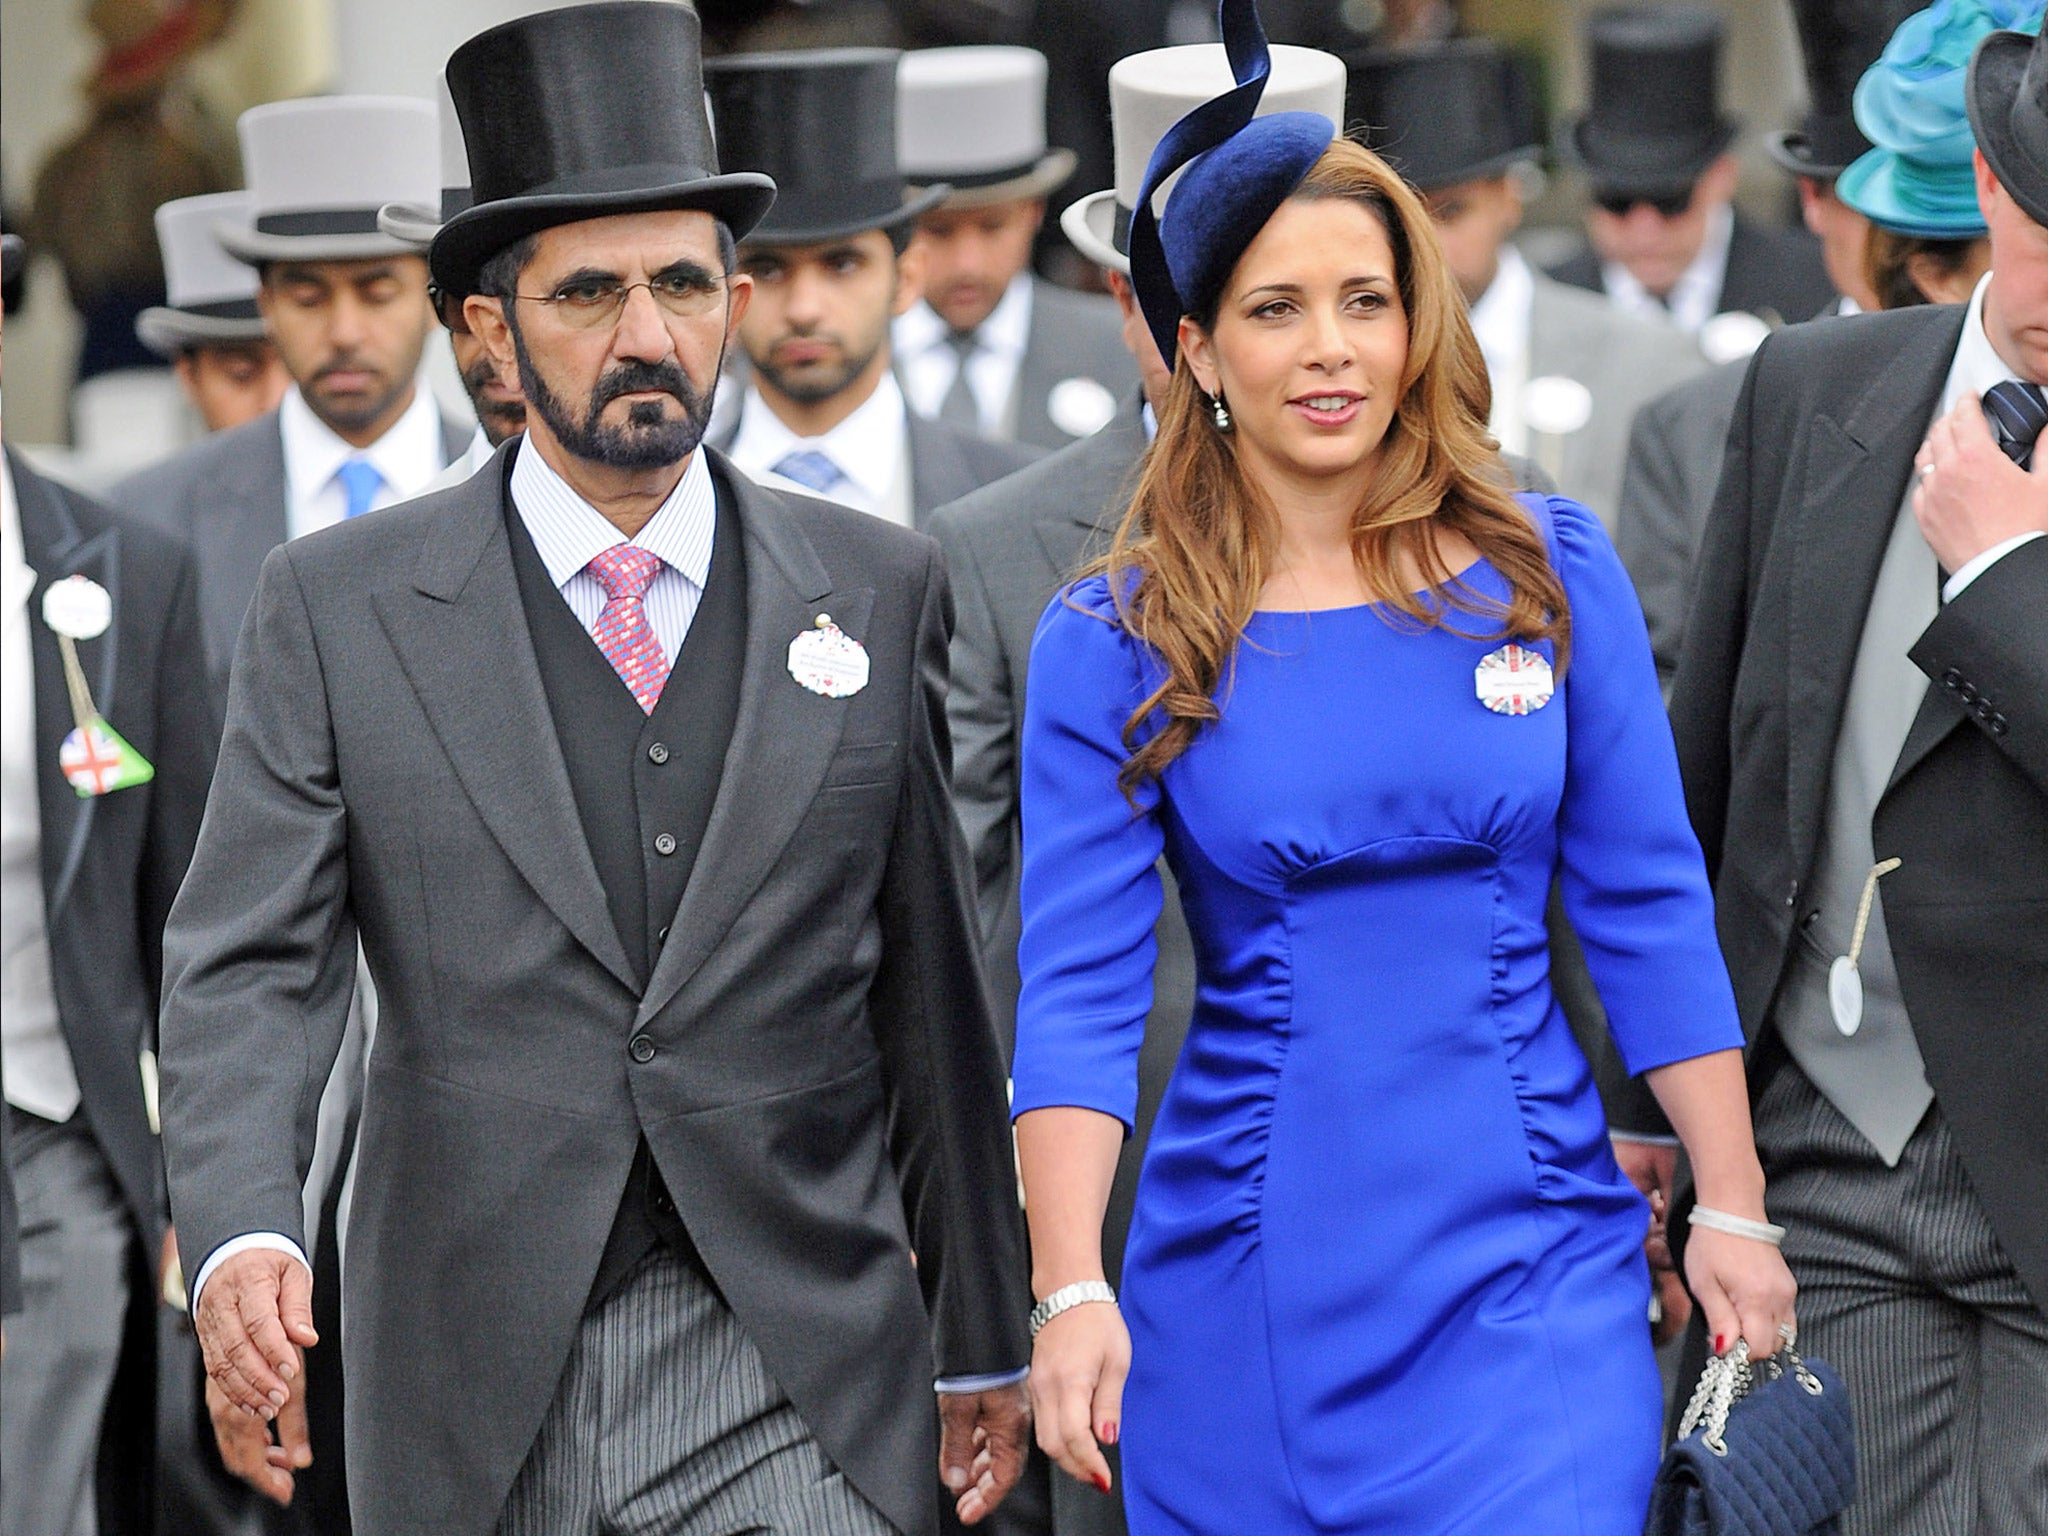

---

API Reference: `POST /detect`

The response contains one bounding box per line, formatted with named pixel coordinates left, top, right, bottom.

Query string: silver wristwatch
left=1029, top=1280, right=1118, bottom=1339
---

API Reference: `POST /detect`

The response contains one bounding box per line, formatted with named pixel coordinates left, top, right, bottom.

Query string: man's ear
left=724, top=270, right=754, bottom=342
left=893, top=238, right=928, bottom=316
left=464, top=295, right=519, bottom=388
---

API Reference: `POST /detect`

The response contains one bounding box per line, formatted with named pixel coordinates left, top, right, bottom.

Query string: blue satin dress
left=1012, top=497, right=1743, bottom=1534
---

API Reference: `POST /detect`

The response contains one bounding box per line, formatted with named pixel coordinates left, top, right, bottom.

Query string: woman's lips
left=1288, top=392, right=1363, bottom=428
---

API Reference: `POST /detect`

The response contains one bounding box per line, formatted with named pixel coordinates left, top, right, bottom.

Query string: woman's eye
left=1253, top=300, right=1293, bottom=319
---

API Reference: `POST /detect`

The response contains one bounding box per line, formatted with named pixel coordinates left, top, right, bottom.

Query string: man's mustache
left=591, top=359, right=696, bottom=411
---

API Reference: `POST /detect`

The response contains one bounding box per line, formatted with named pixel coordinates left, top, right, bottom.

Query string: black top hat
left=1969, top=23, right=2048, bottom=229
left=429, top=1, right=777, bottom=297
left=1767, top=0, right=1927, bottom=180
left=704, top=50, right=948, bottom=245
left=1563, top=5, right=1738, bottom=198
left=1347, top=40, right=1540, bottom=192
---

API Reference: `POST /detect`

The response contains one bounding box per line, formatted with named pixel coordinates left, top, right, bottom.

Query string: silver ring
left=1915, top=461, right=1935, bottom=485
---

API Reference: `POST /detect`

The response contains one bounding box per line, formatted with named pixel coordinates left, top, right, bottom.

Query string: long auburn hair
left=1098, top=137, right=1571, bottom=795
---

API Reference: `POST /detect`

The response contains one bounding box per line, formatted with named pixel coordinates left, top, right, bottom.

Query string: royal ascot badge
left=42, top=574, right=113, bottom=641
left=788, top=614, right=870, bottom=700
left=41, top=574, right=154, bottom=796
left=1475, top=643, right=1555, bottom=716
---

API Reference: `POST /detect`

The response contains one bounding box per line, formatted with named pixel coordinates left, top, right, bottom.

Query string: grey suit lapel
left=370, top=468, right=636, bottom=991
left=1011, top=279, right=1058, bottom=446
left=1785, top=309, right=1963, bottom=866
left=906, top=413, right=974, bottom=528
left=635, top=458, right=867, bottom=1027
left=12, top=455, right=117, bottom=923
left=1028, top=400, right=1148, bottom=590
left=194, top=418, right=290, bottom=675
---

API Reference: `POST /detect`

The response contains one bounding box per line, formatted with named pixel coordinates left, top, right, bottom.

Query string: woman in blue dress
left=1008, top=15, right=1800, bottom=1534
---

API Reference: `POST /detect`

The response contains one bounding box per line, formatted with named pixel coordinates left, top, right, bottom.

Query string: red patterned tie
left=585, top=546, right=670, bottom=713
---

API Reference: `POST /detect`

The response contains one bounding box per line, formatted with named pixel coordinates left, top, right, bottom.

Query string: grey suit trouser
left=496, top=1249, right=899, bottom=1536
left=0, top=1106, right=135, bottom=1536
left=1754, top=1062, right=2048, bottom=1535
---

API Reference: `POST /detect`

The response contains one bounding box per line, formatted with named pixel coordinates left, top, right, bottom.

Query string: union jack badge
left=1475, top=643, right=1554, bottom=716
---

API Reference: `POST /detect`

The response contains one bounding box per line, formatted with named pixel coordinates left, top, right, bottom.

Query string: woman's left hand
left=1684, top=1224, right=1798, bottom=1360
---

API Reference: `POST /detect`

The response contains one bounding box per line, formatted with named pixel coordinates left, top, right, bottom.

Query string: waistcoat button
left=654, top=832, right=678, bottom=856
left=629, top=1034, right=656, bottom=1063
left=648, top=742, right=670, bottom=764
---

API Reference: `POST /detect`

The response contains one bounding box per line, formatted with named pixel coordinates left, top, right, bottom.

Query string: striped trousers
left=496, top=1249, right=899, bottom=1536
left=1754, top=1061, right=2048, bottom=1535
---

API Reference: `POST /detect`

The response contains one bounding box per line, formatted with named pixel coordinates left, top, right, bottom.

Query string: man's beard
left=461, top=353, right=528, bottom=447
left=306, top=353, right=408, bottom=436
left=510, top=322, right=716, bottom=470
left=752, top=329, right=882, bottom=406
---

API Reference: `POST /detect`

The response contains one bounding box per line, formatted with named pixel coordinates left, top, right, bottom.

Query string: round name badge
left=1475, top=643, right=1555, bottom=716
left=1828, top=956, right=1865, bottom=1037
left=788, top=614, right=870, bottom=700
left=42, top=574, right=113, bottom=641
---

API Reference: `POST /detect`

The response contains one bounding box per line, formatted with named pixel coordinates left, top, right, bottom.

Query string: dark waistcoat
left=504, top=467, right=748, bottom=1306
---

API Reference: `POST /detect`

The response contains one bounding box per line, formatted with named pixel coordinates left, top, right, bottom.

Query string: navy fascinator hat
left=1130, top=0, right=1338, bottom=365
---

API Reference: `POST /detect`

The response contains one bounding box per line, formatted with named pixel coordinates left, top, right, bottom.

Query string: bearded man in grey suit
left=159, top=7, right=1032, bottom=1536
left=1349, top=39, right=1703, bottom=536
left=893, top=47, right=1136, bottom=452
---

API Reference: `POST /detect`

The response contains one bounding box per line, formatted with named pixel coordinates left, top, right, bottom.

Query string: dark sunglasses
left=1594, top=189, right=1693, bottom=219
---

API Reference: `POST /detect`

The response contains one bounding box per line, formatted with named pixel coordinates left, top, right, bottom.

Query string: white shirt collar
left=279, top=381, right=447, bottom=530
left=1468, top=245, right=1534, bottom=382
left=1600, top=202, right=1734, bottom=335
left=895, top=273, right=1034, bottom=364
left=726, top=370, right=909, bottom=514
left=1943, top=272, right=2020, bottom=415
left=508, top=438, right=716, bottom=594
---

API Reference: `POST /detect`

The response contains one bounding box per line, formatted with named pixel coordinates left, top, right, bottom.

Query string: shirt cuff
left=934, top=1367, right=1030, bottom=1395
left=1943, top=531, right=2046, bottom=602
left=190, top=1233, right=312, bottom=1317
left=1609, top=1130, right=1682, bottom=1148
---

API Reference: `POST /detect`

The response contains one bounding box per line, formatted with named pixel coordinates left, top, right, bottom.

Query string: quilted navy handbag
left=1643, top=1335, right=1857, bottom=1536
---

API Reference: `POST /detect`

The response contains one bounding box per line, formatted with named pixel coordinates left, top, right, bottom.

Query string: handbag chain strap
left=1675, top=1328, right=1825, bottom=1458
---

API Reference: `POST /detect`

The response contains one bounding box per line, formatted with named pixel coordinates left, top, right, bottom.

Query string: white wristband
left=1688, top=1205, right=1786, bottom=1247
left=1029, top=1281, right=1117, bottom=1339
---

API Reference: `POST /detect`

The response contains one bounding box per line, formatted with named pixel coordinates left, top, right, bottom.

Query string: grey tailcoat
left=1524, top=270, right=1705, bottom=534
left=1010, top=278, right=1139, bottom=452
left=1613, top=358, right=1748, bottom=686
left=111, top=406, right=470, bottom=721
left=157, top=450, right=1031, bottom=1536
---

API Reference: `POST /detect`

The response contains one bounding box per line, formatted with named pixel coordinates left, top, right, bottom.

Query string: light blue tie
left=770, top=449, right=845, bottom=494
left=336, top=459, right=384, bottom=520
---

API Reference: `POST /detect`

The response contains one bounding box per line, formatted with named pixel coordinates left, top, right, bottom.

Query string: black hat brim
left=1397, top=145, right=1541, bottom=193
left=1968, top=31, right=2048, bottom=231
left=1764, top=128, right=1849, bottom=181
left=745, top=181, right=951, bottom=248
left=429, top=172, right=779, bottom=296
left=1561, top=117, right=1737, bottom=198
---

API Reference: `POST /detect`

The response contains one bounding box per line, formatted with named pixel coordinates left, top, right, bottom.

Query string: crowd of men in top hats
left=2, top=3, right=2044, bottom=1536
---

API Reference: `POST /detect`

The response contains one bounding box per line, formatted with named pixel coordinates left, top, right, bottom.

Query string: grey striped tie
left=939, top=330, right=981, bottom=430
left=1981, top=379, right=2048, bottom=469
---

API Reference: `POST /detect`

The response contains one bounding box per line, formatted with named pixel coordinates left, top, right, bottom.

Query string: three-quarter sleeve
left=1011, top=577, right=1167, bottom=1131
left=1545, top=496, right=1746, bottom=1075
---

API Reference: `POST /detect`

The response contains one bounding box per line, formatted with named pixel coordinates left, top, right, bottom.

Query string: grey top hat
left=1058, top=40, right=1346, bottom=275
left=217, top=96, right=441, bottom=265
left=897, top=47, right=1077, bottom=209
left=137, top=191, right=268, bottom=357
left=1969, top=21, right=2048, bottom=229
left=378, top=76, right=471, bottom=251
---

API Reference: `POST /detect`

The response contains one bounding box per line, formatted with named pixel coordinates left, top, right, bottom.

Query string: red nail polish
left=1714, top=1334, right=1727, bottom=1355
left=1099, top=1420, right=1119, bottom=1445
left=1093, top=1473, right=1113, bottom=1494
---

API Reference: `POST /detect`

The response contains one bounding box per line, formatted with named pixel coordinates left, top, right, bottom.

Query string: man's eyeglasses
left=1593, top=189, right=1693, bottom=220
left=512, top=271, right=732, bottom=330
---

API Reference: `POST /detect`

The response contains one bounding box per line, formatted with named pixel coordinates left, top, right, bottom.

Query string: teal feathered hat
left=1838, top=0, right=2047, bottom=236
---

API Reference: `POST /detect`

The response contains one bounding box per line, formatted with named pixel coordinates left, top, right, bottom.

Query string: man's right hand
left=207, top=1371, right=307, bottom=1506
left=193, top=1248, right=319, bottom=1421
